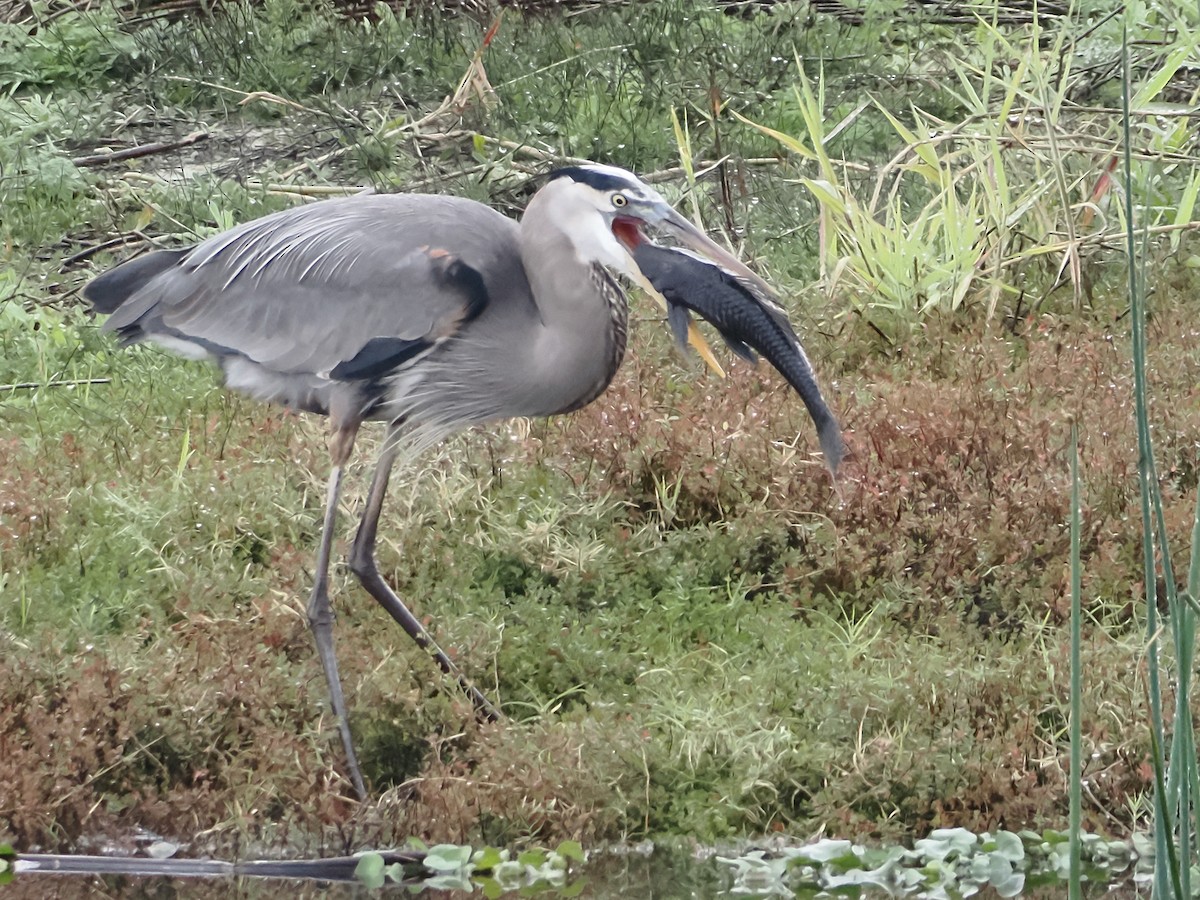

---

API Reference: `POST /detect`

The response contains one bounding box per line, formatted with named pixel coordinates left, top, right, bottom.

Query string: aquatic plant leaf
left=914, top=837, right=955, bottom=862
left=987, top=831, right=1024, bottom=862
left=1130, top=832, right=1155, bottom=858
left=1106, top=840, right=1133, bottom=860
left=858, top=846, right=904, bottom=869
left=472, top=847, right=504, bottom=870
left=968, top=854, right=993, bottom=881
left=825, top=850, right=866, bottom=873
left=517, top=849, right=548, bottom=868
left=426, top=873, right=473, bottom=890
left=556, top=840, right=585, bottom=863
left=789, top=839, right=855, bottom=864
left=492, top=859, right=527, bottom=884
left=425, top=844, right=474, bottom=872
left=354, top=852, right=385, bottom=890
left=990, top=865, right=1025, bottom=898
left=928, top=827, right=978, bottom=855
left=824, top=859, right=902, bottom=890
left=897, top=866, right=925, bottom=889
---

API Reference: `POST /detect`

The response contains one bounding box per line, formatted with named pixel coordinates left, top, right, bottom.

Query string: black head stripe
left=546, top=166, right=636, bottom=193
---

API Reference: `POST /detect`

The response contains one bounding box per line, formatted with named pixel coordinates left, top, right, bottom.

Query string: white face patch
left=532, top=178, right=638, bottom=278
left=576, top=202, right=638, bottom=277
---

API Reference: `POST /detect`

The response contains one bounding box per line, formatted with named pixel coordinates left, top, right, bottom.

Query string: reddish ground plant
left=2, top=307, right=1190, bottom=851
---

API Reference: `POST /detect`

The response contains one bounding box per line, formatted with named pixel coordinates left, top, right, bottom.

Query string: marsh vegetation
left=2, top=0, right=1199, bottom=883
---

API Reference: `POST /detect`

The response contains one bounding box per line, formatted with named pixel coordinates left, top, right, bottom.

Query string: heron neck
left=517, top=202, right=629, bottom=416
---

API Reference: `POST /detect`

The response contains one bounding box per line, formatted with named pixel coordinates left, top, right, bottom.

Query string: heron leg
left=348, top=429, right=500, bottom=722
left=307, top=427, right=368, bottom=799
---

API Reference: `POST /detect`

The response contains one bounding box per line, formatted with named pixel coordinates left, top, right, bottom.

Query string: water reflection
left=9, top=845, right=1149, bottom=899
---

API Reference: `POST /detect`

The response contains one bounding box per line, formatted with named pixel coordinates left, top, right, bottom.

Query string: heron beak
left=638, top=200, right=786, bottom=379
left=652, top=206, right=778, bottom=301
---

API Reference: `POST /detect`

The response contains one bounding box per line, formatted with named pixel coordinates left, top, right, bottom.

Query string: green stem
left=1069, top=424, right=1082, bottom=900
left=1122, top=26, right=1183, bottom=900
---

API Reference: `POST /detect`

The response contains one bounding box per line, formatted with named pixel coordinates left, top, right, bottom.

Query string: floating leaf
left=425, top=844, right=474, bottom=872
left=426, top=873, right=473, bottom=890
left=556, top=840, right=585, bottom=863
left=992, top=868, right=1026, bottom=898
left=472, top=846, right=504, bottom=870
left=354, top=852, right=385, bottom=890
left=989, top=831, right=1025, bottom=862
left=559, top=877, right=589, bottom=897
left=517, top=849, right=548, bottom=868
left=790, top=839, right=855, bottom=864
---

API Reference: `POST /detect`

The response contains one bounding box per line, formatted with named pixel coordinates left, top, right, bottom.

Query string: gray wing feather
left=102, top=194, right=532, bottom=376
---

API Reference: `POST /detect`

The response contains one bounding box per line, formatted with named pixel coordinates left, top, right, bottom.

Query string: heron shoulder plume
left=82, top=162, right=843, bottom=799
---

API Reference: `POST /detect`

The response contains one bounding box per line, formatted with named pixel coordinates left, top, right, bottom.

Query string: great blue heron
left=84, top=163, right=842, bottom=798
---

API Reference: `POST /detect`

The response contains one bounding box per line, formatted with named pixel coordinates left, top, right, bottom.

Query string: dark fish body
left=633, top=242, right=844, bottom=473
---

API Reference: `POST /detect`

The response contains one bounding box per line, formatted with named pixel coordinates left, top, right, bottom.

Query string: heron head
left=543, top=164, right=776, bottom=299
left=533, top=164, right=659, bottom=276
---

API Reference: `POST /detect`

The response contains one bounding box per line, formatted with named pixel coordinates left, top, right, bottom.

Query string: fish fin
left=721, top=334, right=759, bottom=364
left=667, top=302, right=693, bottom=352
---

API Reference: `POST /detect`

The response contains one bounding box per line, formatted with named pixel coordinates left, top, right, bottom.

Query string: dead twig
left=72, top=131, right=210, bottom=168
left=642, top=157, right=791, bottom=184
left=60, top=235, right=144, bottom=270
left=0, top=378, right=112, bottom=392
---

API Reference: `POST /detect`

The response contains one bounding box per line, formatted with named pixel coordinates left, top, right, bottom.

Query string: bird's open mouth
left=611, top=216, right=644, bottom=250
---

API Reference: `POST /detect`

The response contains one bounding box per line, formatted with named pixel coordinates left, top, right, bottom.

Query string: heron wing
left=88, top=194, right=533, bottom=378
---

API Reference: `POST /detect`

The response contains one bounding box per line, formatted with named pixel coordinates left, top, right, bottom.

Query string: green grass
left=2, top=0, right=1199, bottom=861
left=1111, top=20, right=1200, bottom=896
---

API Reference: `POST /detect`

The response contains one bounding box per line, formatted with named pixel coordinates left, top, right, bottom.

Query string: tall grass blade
left=1130, top=36, right=1200, bottom=109
left=1169, top=173, right=1199, bottom=254
left=729, top=108, right=816, bottom=162
left=1122, top=25, right=1187, bottom=900
left=669, top=108, right=703, bottom=226
left=1069, top=424, right=1082, bottom=900
left=1132, top=28, right=1200, bottom=893
left=1186, top=488, right=1200, bottom=883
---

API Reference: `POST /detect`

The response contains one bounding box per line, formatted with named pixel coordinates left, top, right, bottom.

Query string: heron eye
left=611, top=193, right=628, bottom=208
